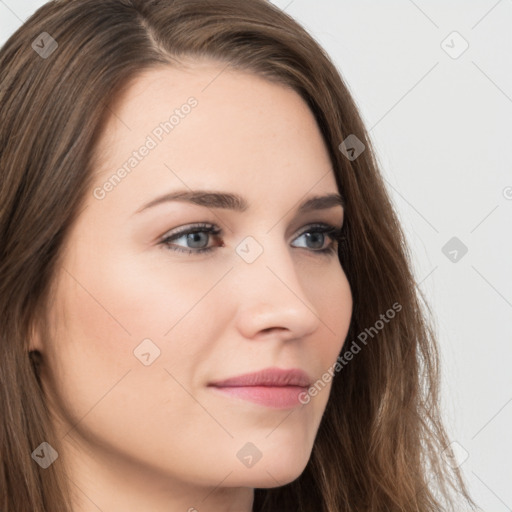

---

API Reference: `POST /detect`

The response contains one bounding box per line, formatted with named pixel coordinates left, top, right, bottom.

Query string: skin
left=30, top=59, right=353, bottom=512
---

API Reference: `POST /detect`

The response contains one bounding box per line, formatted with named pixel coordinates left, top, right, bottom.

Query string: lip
left=208, top=367, right=312, bottom=409
left=208, top=367, right=312, bottom=388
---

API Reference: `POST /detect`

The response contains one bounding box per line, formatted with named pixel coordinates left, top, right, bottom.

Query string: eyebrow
left=133, top=189, right=346, bottom=215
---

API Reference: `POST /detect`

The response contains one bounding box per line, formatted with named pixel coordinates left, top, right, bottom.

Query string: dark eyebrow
left=133, top=190, right=345, bottom=215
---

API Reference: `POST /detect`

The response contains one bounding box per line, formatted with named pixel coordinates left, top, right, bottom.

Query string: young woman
left=0, top=1, right=474, bottom=510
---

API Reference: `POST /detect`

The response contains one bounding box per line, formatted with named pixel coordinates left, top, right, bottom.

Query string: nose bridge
left=232, top=231, right=320, bottom=337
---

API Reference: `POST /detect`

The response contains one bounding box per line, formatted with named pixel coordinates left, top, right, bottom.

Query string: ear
left=27, top=314, right=46, bottom=381
left=28, top=306, right=47, bottom=353
left=28, top=327, right=44, bottom=353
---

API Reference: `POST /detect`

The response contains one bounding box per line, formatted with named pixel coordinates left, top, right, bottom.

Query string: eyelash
left=159, top=222, right=346, bottom=256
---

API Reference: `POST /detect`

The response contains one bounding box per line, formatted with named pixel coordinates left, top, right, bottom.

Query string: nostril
left=261, top=326, right=286, bottom=334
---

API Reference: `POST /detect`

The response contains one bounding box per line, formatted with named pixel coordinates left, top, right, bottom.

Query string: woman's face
left=34, top=60, right=353, bottom=511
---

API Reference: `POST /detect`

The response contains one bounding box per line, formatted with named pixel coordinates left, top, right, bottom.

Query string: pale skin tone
left=30, top=59, right=353, bottom=512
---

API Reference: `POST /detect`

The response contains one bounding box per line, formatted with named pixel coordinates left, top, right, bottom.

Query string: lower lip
left=209, top=385, right=308, bottom=408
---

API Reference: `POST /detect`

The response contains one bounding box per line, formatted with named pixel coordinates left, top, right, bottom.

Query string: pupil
left=307, top=232, right=324, bottom=249
left=188, top=232, right=207, bottom=248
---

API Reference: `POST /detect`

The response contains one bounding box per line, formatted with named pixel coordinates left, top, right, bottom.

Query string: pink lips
left=208, top=367, right=312, bottom=409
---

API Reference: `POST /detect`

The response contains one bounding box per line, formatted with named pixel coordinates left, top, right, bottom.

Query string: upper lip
left=208, top=367, right=312, bottom=388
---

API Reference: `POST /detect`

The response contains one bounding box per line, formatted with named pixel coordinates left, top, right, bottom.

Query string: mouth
left=208, top=384, right=309, bottom=408
left=207, top=367, right=312, bottom=409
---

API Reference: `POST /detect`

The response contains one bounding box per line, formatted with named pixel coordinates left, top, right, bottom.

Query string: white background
left=1, top=1, right=511, bottom=510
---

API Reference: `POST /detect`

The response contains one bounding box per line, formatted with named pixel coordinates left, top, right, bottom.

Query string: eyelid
left=159, top=222, right=221, bottom=240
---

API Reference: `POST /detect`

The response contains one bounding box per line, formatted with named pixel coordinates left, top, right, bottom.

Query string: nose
left=232, top=237, right=322, bottom=341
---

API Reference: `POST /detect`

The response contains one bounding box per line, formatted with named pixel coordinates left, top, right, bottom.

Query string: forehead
left=90, top=61, right=338, bottom=214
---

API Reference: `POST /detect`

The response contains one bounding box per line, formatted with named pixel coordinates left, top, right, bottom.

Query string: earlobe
left=29, top=349, right=43, bottom=379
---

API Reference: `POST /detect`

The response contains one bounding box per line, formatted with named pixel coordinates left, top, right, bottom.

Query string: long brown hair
left=0, top=1, right=474, bottom=510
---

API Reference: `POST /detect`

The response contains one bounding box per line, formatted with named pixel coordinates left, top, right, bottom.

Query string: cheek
left=289, top=265, right=352, bottom=411
left=43, top=268, right=222, bottom=475
left=92, top=241, right=232, bottom=338
left=43, top=244, right=227, bottom=432
left=308, top=263, right=353, bottom=357
left=42, top=270, right=139, bottom=433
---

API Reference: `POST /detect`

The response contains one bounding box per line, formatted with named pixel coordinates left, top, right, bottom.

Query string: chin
left=230, top=453, right=310, bottom=488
